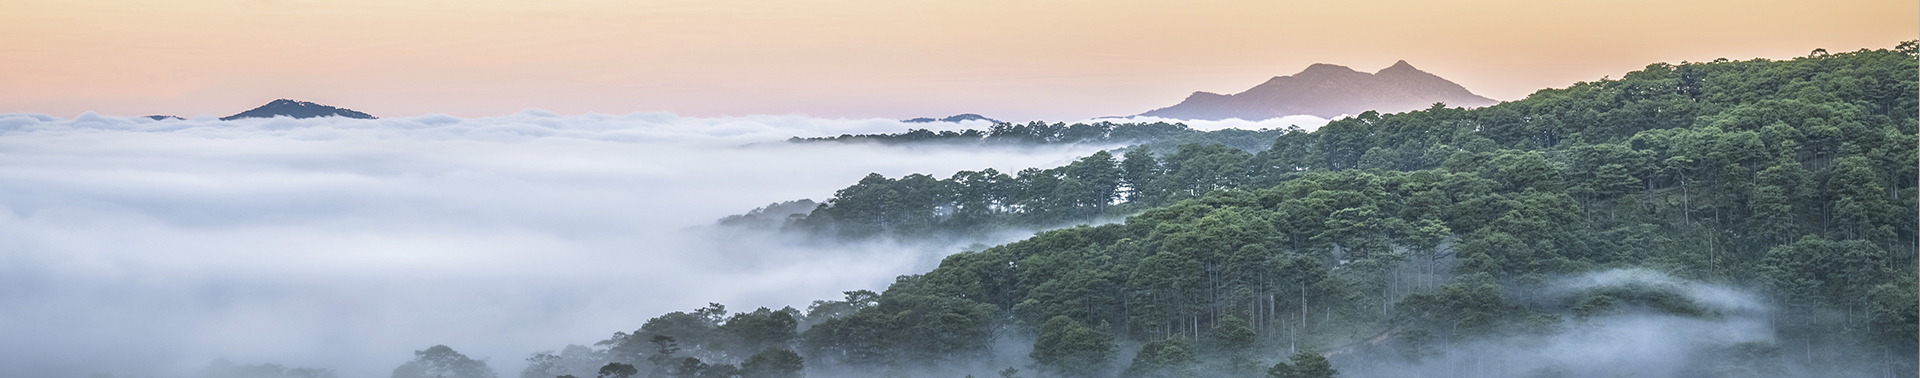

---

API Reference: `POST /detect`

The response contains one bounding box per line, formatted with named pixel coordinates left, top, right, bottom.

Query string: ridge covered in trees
left=903, top=114, right=1002, bottom=124
left=512, top=43, right=1917, bottom=378
left=786, top=120, right=1293, bottom=155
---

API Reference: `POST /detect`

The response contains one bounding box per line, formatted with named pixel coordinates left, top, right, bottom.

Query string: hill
left=219, top=99, right=376, bottom=121
left=524, top=43, right=1917, bottom=378
left=1138, top=61, right=1497, bottom=120
left=904, top=114, right=1002, bottom=124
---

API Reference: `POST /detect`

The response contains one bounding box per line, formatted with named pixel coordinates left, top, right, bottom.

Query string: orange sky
left=2, top=0, right=1914, bottom=120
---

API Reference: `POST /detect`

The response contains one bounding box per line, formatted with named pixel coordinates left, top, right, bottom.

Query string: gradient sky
left=2, top=0, right=1914, bottom=120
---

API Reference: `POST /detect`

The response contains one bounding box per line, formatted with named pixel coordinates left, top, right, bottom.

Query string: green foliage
left=1121, top=337, right=1199, bottom=378
left=718, top=307, right=801, bottom=357
left=391, top=345, right=499, bottom=378
left=1201, top=315, right=1261, bottom=377
left=1030, top=315, right=1117, bottom=378
left=1267, top=350, right=1337, bottom=378
left=594, top=363, right=636, bottom=378
left=738, top=349, right=805, bottom=378
left=672, top=43, right=1919, bottom=377
left=798, top=276, right=998, bottom=372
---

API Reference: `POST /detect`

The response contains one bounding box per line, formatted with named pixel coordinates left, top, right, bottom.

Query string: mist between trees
left=174, top=42, right=1916, bottom=378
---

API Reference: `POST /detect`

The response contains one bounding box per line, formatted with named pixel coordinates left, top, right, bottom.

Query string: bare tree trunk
left=1268, top=293, right=1276, bottom=338
left=1683, top=174, right=1691, bottom=228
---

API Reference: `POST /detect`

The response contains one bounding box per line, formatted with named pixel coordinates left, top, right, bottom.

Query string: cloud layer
left=0, top=111, right=1132, bottom=378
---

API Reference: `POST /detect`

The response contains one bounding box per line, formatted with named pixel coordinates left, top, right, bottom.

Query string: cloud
left=0, top=112, right=1122, bottom=378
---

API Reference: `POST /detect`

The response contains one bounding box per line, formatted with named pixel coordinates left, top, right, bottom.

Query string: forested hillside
left=787, top=120, right=1291, bottom=154
left=514, top=44, right=1917, bottom=378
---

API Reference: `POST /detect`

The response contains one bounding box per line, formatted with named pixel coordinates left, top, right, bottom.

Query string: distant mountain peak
left=1300, top=63, right=1361, bottom=74
left=1137, top=61, right=1495, bottom=120
left=903, top=113, right=1001, bottom=124
left=1377, top=60, right=1435, bottom=76
left=1379, top=60, right=1418, bottom=73
left=220, top=99, right=375, bottom=121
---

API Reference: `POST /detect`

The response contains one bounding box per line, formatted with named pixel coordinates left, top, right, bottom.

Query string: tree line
left=787, top=120, right=1292, bottom=154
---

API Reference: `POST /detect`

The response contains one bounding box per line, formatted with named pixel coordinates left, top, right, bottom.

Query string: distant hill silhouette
left=903, top=114, right=1000, bottom=124
left=1138, top=61, right=1496, bottom=120
left=220, top=99, right=375, bottom=121
left=145, top=115, right=184, bottom=121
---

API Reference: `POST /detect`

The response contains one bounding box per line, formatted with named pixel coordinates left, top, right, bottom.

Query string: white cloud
left=0, top=112, right=1115, bottom=378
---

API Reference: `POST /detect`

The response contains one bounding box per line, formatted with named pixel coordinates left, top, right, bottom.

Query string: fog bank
left=1345, top=269, right=1803, bottom=378
left=0, top=111, right=1120, bottom=378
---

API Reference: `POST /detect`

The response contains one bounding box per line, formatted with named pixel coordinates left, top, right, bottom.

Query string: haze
left=0, top=112, right=1324, bottom=377
left=3, top=0, right=1914, bottom=120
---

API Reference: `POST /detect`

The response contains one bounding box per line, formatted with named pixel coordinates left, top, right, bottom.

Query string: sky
left=2, top=0, right=1914, bottom=121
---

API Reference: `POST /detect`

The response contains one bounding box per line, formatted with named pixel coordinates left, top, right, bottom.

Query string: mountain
left=903, top=113, right=1000, bottom=124
left=1137, top=61, right=1497, bottom=120
left=220, top=99, right=376, bottom=121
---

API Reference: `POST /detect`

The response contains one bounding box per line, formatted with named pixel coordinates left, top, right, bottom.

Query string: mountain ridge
left=1138, top=61, right=1496, bottom=120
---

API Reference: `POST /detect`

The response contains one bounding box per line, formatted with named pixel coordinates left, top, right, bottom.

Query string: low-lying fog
left=0, top=111, right=1322, bottom=378
left=1346, top=269, right=1784, bottom=378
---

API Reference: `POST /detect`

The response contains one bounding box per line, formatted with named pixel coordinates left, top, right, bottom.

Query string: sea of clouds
left=0, top=111, right=1325, bottom=378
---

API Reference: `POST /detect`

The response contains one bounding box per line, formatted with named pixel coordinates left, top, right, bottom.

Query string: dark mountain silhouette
left=145, top=115, right=184, bottom=121
left=903, top=113, right=1000, bottom=124
left=1138, top=61, right=1497, bottom=120
left=220, top=99, right=375, bottom=121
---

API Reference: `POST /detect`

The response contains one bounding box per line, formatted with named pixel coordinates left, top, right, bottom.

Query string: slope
left=529, top=43, right=1918, bottom=378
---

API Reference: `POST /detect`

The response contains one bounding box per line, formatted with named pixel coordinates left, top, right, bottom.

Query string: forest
left=372, top=43, right=1918, bottom=378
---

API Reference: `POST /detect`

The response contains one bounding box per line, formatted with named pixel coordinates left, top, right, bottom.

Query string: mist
left=1340, top=269, right=1817, bottom=378
left=0, top=111, right=1159, bottom=378
left=1109, top=114, right=1333, bottom=132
